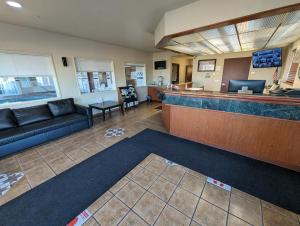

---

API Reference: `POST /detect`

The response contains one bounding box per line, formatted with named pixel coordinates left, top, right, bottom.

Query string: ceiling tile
left=238, top=28, right=275, bottom=44
left=241, top=42, right=265, bottom=51
left=185, top=40, right=222, bottom=54
left=281, top=10, right=300, bottom=25
left=207, top=35, right=240, bottom=52
left=165, top=44, right=198, bottom=54
left=236, top=14, right=286, bottom=33
left=199, top=25, right=236, bottom=39
left=172, top=33, right=204, bottom=44
left=267, top=22, right=300, bottom=47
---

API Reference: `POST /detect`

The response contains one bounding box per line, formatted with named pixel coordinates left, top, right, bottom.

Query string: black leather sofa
left=0, top=98, right=92, bottom=158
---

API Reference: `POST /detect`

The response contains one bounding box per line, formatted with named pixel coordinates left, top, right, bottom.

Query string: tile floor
left=82, top=153, right=300, bottom=226
left=0, top=103, right=299, bottom=226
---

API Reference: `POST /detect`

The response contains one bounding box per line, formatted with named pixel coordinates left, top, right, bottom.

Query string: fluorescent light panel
left=236, top=14, right=286, bottom=33
left=172, top=33, right=204, bottom=44
left=199, top=25, right=236, bottom=39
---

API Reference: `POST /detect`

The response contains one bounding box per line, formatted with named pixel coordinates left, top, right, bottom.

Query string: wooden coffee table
left=89, top=101, right=124, bottom=122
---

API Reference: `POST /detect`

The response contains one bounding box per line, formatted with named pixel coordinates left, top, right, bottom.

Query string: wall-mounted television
left=154, top=61, right=166, bottom=70
left=252, top=48, right=282, bottom=68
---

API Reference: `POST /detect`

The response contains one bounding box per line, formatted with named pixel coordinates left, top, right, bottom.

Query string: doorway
left=221, top=57, right=252, bottom=92
left=171, top=63, right=180, bottom=84
left=185, top=65, right=193, bottom=82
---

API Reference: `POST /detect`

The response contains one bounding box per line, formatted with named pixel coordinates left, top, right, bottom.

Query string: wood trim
left=156, top=3, right=300, bottom=48
left=166, top=104, right=300, bottom=171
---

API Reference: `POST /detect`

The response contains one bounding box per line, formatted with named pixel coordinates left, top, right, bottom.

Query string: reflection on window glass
left=125, top=64, right=146, bottom=87
left=0, top=76, right=57, bottom=104
left=77, top=71, right=114, bottom=94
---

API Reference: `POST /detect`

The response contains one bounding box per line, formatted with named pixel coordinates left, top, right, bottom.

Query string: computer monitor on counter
left=228, top=80, right=266, bottom=94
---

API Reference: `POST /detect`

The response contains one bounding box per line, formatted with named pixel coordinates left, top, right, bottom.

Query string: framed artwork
left=198, top=59, right=216, bottom=72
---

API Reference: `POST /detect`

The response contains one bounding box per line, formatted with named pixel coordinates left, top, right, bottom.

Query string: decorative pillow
left=48, top=98, right=76, bottom=117
left=0, top=109, right=17, bottom=131
left=12, top=105, right=53, bottom=126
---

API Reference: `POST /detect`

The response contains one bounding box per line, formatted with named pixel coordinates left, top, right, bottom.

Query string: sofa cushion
left=0, top=113, right=87, bottom=146
left=12, top=105, right=53, bottom=126
left=48, top=98, right=76, bottom=117
left=0, top=109, right=17, bottom=131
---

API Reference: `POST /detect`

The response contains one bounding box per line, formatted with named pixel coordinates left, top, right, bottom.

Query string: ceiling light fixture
left=6, top=1, right=22, bottom=8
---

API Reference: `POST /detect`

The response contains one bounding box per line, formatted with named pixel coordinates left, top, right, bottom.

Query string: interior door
left=171, top=63, right=179, bottom=84
left=221, top=57, right=252, bottom=92
left=185, top=65, right=193, bottom=82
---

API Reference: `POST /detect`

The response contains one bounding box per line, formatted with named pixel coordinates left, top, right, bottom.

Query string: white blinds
left=75, top=58, right=113, bottom=72
left=0, top=53, right=54, bottom=77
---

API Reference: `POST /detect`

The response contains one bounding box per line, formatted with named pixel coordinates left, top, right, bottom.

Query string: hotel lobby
left=0, top=0, right=300, bottom=226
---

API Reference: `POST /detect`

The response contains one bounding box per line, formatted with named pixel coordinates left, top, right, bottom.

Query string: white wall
left=192, top=50, right=287, bottom=91
left=0, top=22, right=153, bottom=108
left=155, top=0, right=300, bottom=44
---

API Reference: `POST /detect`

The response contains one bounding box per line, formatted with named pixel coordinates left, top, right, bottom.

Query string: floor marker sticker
left=67, top=209, right=92, bottom=226
left=0, top=172, right=24, bottom=196
left=105, top=128, right=125, bottom=137
left=207, top=177, right=231, bottom=191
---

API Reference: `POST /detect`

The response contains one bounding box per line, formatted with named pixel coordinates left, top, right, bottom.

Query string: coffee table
left=89, top=101, right=124, bottom=122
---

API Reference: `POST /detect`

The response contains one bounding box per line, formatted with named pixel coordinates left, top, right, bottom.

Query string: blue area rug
left=0, top=129, right=299, bottom=226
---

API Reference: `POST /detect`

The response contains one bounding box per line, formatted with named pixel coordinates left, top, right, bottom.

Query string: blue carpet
left=0, top=129, right=299, bottom=226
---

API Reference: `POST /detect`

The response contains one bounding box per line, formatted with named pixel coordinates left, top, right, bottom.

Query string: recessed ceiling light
left=6, top=1, right=22, bottom=8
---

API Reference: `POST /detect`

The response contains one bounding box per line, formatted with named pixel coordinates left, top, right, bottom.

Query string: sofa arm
left=75, top=104, right=93, bottom=127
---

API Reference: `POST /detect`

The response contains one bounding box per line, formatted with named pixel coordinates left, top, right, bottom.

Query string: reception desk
left=162, top=91, right=300, bottom=171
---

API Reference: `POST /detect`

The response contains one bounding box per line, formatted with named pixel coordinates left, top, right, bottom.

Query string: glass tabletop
left=89, top=101, right=121, bottom=109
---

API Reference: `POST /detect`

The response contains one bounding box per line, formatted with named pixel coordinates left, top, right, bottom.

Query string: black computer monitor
left=228, top=80, right=266, bottom=94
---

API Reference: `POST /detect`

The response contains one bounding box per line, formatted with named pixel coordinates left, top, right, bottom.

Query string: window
left=0, top=52, right=58, bottom=104
left=124, top=63, right=146, bottom=87
left=75, top=58, right=115, bottom=94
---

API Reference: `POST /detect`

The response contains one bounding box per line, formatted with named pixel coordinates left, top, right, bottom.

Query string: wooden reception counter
left=162, top=91, right=300, bottom=171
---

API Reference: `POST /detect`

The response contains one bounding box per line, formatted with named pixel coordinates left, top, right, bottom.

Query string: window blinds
left=75, top=58, right=113, bottom=72
left=0, top=53, right=54, bottom=77
left=286, top=62, right=299, bottom=84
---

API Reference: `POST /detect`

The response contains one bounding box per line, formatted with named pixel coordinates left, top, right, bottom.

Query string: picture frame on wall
left=198, top=59, right=216, bottom=72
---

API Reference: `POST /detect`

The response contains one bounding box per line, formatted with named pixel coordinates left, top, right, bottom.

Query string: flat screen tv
left=154, top=61, right=166, bottom=70
left=252, top=48, right=282, bottom=68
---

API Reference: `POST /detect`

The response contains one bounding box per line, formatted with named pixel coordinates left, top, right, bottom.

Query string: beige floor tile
left=25, top=164, right=55, bottom=187
left=149, top=177, right=176, bottom=202
left=87, top=191, right=113, bottom=214
left=229, top=193, right=263, bottom=226
left=161, top=164, right=186, bottom=185
left=0, top=156, right=20, bottom=173
left=132, top=168, right=158, bottom=189
left=155, top=205, right=191, bottom=226
left=82, top=142, right=106, bottom=155
left=93, top=197, right=129, bottom=226
left=201, top=182, right=230, bottom=211
left=109, top=177, right=130, bottom=194
left=138, top=155, right=154, bottom=168
left=232, top=188, right=260, bottom=205
left=227, top=214, right=251, bottom=226
left=83, top=217, right=99, bottom=226
left=261, top=200, right=298, bottom=222
left=119, top=211, right=148, bottom=226
left=66, top=149, right=92, bottom=163
left=19, top=158, right=46, bottom=171
left=48, top=155, right=75, bottom=174
left=126, top=165, right=143, bottom=179
left=41, top=151, right=66, bottom=163
left=168, top=187, right=199, bottom=218
left=193, top=199, right=227, bottom=226
left=145, top=159, right=167, bottom=175
left=116, top=181, right=145, bottom=208
left=262, top=204, right=299, bottom=226
left=179, top=172, right=206, bottom=196
left=133, top=192, right=166, bottom=225
left=190, top=220, right=201, bottom=226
